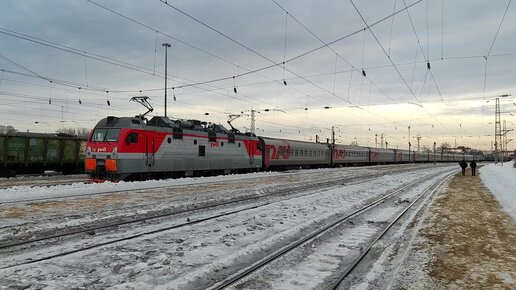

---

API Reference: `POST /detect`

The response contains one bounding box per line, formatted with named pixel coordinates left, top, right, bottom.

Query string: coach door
left=145, top=135, right=155, bottom=166
left=246, top=141, right=254, bottom=165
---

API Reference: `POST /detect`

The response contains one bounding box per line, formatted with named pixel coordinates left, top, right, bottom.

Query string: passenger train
left=85, top=115, right=474, bottom=181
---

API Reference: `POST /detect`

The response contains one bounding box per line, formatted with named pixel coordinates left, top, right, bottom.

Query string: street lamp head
left=500, top=94, right=511, bottom=97
left=162, top=43, right=171, bottom=48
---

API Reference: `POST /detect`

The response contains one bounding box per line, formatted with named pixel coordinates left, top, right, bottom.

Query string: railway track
left=0, top=165, right=446, bottom=250
left=0, top=174, right=88, bottom=190
left=0, top=171, right=389, bottom=267
left=0, top=163, right=450, bottom=204
left=0, top=167, right=450, bottom=271
left=0, top=165, right=457, bottom=289
left=207, top=170, right=455, bottom=290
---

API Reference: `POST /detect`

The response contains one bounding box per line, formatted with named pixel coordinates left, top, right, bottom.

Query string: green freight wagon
left=0, top=132, right=86, bottom=177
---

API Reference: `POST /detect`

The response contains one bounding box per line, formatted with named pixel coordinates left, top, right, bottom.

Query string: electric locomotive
left=85, top=115, right=262, bottom=181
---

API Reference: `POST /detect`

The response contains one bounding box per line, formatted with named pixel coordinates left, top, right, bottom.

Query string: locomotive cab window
left=91, top=128, right=121, bottom=142
left=125, top=132, right=138, bottom=144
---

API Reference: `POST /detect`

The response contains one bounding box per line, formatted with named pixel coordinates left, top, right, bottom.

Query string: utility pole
left=503, top=120, right=507, bottom=159
left=332, top=126, right=335, bottom=145
left=408, top=126, right=411, bottom=162
left=375, top=134, right=378, bottom=148
left=433, top=142, right=436, bottom=165
left=409, top=126, right=410, bottom=150
left=381, top=134, right=384, bottom=149
left=494, top=97, right=502, bottom=164
left=417, top=136, right=421, bottom=152
left=502, top=119, right=514, bottom=160
left=250, top=109, right=256, bottom=133
left=162, top=43, right=171, bottom=117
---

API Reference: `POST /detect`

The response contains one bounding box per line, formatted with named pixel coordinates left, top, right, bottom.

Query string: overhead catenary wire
left=155, top=0, right=427, bottom=133
left=399, top=0, right=465, bottom=138
left=349, top=0, right=422, bottom=106
left=1, top=1, right=510, bottom=148
left=114, top=0, right=423, bottom=94
left=272, top=0, right=398, bottom=105
left=85, top=0, right=329, bottom=108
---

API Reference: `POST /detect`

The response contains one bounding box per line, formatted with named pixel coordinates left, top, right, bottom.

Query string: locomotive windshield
left=91, top=128, right=121, bottom=142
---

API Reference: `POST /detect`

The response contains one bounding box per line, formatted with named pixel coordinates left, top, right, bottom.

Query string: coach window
left=305, top=150, right=308, bottom=157
left=194, top=139, right=197, bottom=145
left=167, top=137, right=171, bottom=144
left=221, top=141, right=224, bottom=147
left=278, top=147, right=282, bottom=156
left=290, top=149, right=293, bottom=156
left=295, top=149, right=298, bottom=156
left=300, top=150, right=303, bottom=157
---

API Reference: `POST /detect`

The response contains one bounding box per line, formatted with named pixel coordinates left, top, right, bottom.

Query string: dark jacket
left=459, top=161, right=468, bottom=169
left=470, top=161, right=477, bottom=168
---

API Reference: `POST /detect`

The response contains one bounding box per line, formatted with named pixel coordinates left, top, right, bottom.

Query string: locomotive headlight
left=87, top=146, right=91, bottom=153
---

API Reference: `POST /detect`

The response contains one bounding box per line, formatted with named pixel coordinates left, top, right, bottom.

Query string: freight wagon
left=0, top=132, right=86, bottom=177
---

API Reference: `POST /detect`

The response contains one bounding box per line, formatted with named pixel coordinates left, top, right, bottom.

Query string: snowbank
left=480, top=161, right=516, bottom=221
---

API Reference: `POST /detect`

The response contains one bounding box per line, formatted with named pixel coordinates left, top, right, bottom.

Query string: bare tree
left=439, top=142, right=452, bottom=153
left=421, top=145, right=432, bottom=153
left=56, top=127, right=90, bottom=139
left=0, top=125, right=17, bottom=134
left=76, top=128, right=90, bottom=139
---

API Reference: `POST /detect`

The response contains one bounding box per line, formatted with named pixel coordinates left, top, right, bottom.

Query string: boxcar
left=0, top=132, right=85, bottom=177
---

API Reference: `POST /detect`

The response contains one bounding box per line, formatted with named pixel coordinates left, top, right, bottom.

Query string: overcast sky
left=1, top=0, right=515, bottom=151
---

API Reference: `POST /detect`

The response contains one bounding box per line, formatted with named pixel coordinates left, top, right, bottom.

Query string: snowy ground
left=381, top=162, right=516, bottom=289
left=0, top=162, right=513, bottom=289
left=480, top=161, right=516, bottom=221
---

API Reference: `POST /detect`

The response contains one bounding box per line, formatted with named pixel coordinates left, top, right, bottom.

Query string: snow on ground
left=0, top=171, right=292, bottom=203
left=480, top=161, right=516, bottom=221
left=0, top=165, right=458, bottom=289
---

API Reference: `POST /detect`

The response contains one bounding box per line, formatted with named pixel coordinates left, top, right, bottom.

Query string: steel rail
left=0, top=172, right=383, bottom=260
left=326, top=171, right=455, bottom=290
left=208, top=170, right=452, bottom=290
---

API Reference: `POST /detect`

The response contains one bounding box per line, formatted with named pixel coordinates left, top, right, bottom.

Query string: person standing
left=459, top=160, right=468, bottom=176
left=470, top=160, right=477, bottom=176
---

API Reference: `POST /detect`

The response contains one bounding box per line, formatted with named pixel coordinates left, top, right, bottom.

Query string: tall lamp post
left=162, top=43, right=171, bottom=117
